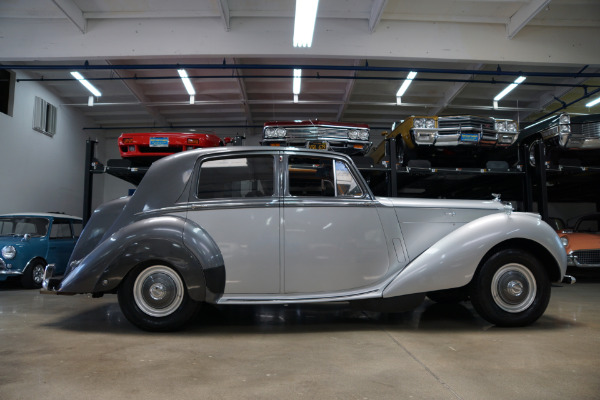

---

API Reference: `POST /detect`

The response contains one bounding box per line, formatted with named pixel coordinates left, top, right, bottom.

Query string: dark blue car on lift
left=0, top=213, right=82, bottom=288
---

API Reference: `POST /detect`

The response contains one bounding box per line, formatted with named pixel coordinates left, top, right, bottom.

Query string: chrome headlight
left=424, top=119, right=435, bottom=129
left=2, top=245, right=16, bottom=260
left=348, top=130, right=359, bottom=140
left=560, top=236, right=569, bottom=247
left=358, top=130, right=369, bottom=140
left=560, top=124, right=571, bottom=133
left=264, top=128, right=277, bottom=138
left=559, top=113, right=570, bottom=125
left=414, top=118, right=425, bottom=128
left=275, top=127, right=287, bottom=138
left=495, top=121, right=508, bottom=132
left=506, top=121, right=518, bottom=133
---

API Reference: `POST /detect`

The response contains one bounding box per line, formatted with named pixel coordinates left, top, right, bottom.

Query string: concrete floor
left=1, top=273, right=599, bottom=400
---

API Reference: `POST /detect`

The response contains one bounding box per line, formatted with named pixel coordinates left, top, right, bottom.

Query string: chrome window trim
left=282, top=151, right=373, bottom=201
left=191, top=151, right=281, bottom=202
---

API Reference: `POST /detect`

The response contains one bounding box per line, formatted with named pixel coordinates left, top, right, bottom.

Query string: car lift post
left=83, top=139, right=98, bottom=225
left=534, top=141, right=550, bottom=223
left=521, top=143, right=534, bottom=213
left=385, top=138, right=398, bottom=197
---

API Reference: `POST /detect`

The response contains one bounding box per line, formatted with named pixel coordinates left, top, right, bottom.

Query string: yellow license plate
left=308, top=142, right=328, bottom=150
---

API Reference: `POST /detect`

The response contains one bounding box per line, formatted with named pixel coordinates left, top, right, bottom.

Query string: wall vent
left=33, top=96, right=57, bottom=137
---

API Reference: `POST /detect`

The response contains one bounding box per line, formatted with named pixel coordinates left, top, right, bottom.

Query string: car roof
left=0, top=213, right=82, bottom=220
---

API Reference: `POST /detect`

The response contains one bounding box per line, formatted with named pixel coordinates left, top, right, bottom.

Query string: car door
left=185, top=152, right=281, bottom=294
left=46, top=218, right=76, bottom=274
left=283, top=153, right=389, bottom=294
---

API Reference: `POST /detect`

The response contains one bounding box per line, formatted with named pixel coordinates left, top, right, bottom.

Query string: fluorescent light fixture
left=293, top=0, right=319, bottom=47
left=395, top=71, right=417, bottom=104
left=70, top=71, right=101, bottom=97
left=494, top=76, right=526, bottom=102
left=585, top=96, right=600, bottom=108
left=294, top=94, right=299, bottom=103
left=189, top=95, right=195, bottom=105
left=177, top=69, right=196, bottom=95
left=88, top=96, right=94, bottom=107
left=293, top=69, right=302, bottom=95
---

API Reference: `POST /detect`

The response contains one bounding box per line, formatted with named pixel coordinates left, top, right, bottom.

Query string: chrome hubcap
left=33, top=265, right=44, bottom=284
left=133, top=266, right=184, bottom=317
left=491, top=263, right=537, bottom=313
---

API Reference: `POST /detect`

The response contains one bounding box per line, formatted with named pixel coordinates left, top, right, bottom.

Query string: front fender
left=383, top=212, right=567, bottom=298
left=58, top=215, right=225, bottom=302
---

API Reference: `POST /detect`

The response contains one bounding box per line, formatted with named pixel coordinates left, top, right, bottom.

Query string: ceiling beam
left=429, top=63, right=484, bottom=115
left=507, top=0, right=552, bottom=39
left=106, top=61, right=171, bottom=127
left=214, top=0, right=231, bottom=32
left=227, top=58, right=253, bottom=125
left=51, top=0, right=87, bottom=33
left=337, top=60, right=361, bottom=121
left=369, top=0, right=388, bottom=33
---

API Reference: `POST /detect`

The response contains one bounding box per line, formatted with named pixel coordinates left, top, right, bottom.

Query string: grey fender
left=58, top=215, right=225, bottom=302
left=383, top=212, right=567, bottom=298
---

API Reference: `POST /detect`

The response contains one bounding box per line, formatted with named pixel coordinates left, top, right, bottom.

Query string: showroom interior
left=1, top=1, right=599, bottom=399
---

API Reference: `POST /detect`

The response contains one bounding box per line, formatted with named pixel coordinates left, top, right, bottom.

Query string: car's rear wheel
left=118, top=264, right=200, bottom=331
left=469, top=249, right=550, bottom=327
left=21, top=260, right=45, bottom=289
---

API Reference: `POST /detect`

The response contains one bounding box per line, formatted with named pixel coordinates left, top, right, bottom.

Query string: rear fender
left=383, top=212, right=567, bottom=298
left=58, top=215, right=225, bottom=302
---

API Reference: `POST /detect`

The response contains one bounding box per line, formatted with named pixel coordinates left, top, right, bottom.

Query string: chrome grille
left=280, top=126, right=354, bottom=139
left=573, top=250, right=600, bottom=266
left=437, top=116, right=497, bottom=135
left=571, top=122, right=600, bottom=138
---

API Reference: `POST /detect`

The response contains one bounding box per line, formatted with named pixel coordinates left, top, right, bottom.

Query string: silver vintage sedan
left=43, top=147, right=569, bottom=331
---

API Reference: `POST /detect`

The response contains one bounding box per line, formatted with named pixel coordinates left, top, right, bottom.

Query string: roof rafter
left=51, top=0, right=87, bottom=33
left=507, top=0, right=552, bottom=39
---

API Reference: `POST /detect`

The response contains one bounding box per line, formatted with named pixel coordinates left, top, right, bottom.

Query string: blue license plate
left=149, top=137, right=169, bottom=147
left=460, top=133, right=479, bottom=143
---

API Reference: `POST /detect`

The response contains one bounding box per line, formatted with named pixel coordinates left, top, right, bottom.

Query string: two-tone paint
left=43, top=146, right=568, bottom=330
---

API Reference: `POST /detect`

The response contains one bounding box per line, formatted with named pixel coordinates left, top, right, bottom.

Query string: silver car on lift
left=43, top=147, right=570, bottom=331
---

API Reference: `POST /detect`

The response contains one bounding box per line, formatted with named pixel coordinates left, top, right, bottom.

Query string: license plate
left=308, top=141, right=328, bottom=150
left=460, top=133, right=479, bottom=143
left=149, top=137, right=169, bottom=147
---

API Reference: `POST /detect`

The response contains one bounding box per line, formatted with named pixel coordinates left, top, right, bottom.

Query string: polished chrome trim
left=216, top=288, right=381, bottom=304
left=283, top=199, right=376, bottom=208
left=562, top=275, right=576, bottom=284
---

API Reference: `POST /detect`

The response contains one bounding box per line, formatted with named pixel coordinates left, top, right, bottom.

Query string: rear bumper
left=39, top=264, right=74, bottom=295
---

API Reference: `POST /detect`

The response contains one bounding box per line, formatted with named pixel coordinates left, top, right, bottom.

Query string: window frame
left=192, top=152, right=280, bottom=202
left=283, top=152, right=371, bottom=200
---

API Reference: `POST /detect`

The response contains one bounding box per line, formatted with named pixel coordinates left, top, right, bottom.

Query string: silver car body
left=45, top=146, right=568, bottom=330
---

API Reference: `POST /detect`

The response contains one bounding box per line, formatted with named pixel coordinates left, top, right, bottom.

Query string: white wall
left=0, top=71, right=92, bottom=217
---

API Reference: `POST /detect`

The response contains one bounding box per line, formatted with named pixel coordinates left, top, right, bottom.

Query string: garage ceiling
left=1, top=0, right=599, bottom=138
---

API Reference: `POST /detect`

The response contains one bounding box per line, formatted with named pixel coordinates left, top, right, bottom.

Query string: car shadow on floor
left=40, top=297, right=579, bottom=335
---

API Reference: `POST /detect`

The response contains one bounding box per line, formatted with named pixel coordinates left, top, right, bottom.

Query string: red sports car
left=118, top=132, right=226, bottom=163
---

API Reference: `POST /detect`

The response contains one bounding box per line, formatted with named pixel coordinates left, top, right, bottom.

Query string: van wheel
left=469, top=249, right=550, bottom=327
left=118, top=264, right=200, bottom=331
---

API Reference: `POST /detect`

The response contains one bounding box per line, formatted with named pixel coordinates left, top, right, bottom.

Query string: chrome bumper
left=39, top=264, right=65, bottom=295
left=562, top=275, right=576, bottom=284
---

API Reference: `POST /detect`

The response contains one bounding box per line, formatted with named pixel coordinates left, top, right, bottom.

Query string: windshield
left=0, top=217, right=50, bottom=237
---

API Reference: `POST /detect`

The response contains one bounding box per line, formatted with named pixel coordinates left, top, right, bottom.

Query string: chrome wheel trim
left=133, top=265, right=184, bottom=318
left=32, top=264, right=45, bottom=284
left=491, top=263, right=537, bottom=313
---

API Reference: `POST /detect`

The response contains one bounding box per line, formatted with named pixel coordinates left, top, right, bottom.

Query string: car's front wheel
left=469, top=249, right=550, bottom=327
left=21, top=260, right=45, bottom=289
left=118, top=264, right=200, bottom=331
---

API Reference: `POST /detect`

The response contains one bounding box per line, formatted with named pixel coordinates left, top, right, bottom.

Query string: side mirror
left=22, top=234, right=31, bottom=242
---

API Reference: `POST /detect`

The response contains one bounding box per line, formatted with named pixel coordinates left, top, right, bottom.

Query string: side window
left=72, top=221, right=83, bottom=238
left=335, top=160, right=364, bottom=197
left=197, top=156, right=274, bottom=199
left=50, top=219, right=72, bottom=239
left=288, top=156, right=335, bottom=197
